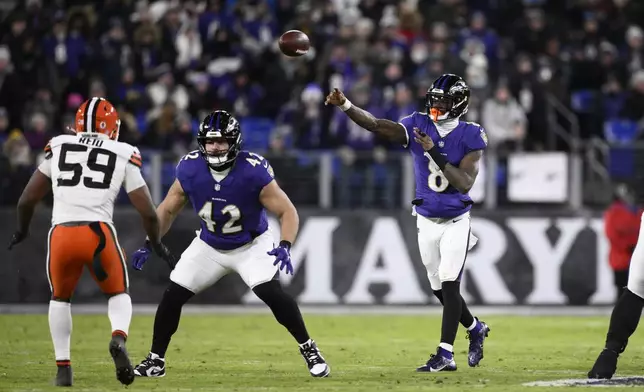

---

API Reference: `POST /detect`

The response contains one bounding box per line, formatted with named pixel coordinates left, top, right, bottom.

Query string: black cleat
left=55, top=364, right=73, bottom=387
left=588, top=349, right=619, bottom=379
left=299, top=340, right=330, bottom=377
left=109, top=336, right=135, bottom=385
left=134, top=353, right=166, bottom=377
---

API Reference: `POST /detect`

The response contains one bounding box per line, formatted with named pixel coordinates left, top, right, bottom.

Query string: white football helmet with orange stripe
left=75, top=97, right=121, bottom=140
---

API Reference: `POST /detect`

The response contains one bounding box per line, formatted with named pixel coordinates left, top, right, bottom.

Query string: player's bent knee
left=162, top=282, right=195, bottom=307
left=624, top=287, right=644, bottom=302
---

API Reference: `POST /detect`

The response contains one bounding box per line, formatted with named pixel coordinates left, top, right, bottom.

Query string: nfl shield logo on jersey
left=438, top=140, right=445, bottom=148
left=214, top=184, right=221, bottom=191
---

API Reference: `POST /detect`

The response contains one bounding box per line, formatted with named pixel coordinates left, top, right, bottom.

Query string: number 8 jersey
left=176, top=150, right=274, bottom=251
left=399, top=112, right=488, bottom=218
left=38, top=134, right=147, bottom=225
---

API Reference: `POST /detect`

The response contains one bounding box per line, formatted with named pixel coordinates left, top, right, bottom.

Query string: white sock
left=149, top=352, right=165, bottom=361
left=439, top=342, right=454, bottom=353
left=49, top=300, right=72, bottom=362
left=299, top=339, right=313, bottom=348
left=467, top=318, right=479, bottom=331
left=108, top=293, right=132, bottom=337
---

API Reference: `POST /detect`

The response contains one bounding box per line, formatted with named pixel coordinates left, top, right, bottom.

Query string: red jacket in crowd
left=605, top=201, right=643, bottom=271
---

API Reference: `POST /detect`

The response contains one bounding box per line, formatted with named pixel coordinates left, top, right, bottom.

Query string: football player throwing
left=326, top=74, right=490, bottom=372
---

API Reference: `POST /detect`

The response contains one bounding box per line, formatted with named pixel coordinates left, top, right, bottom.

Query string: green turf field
left=1, top=313, right=643, bottom=391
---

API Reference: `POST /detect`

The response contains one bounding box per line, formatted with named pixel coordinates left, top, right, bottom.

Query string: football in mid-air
left=278, top=30, right=310, bottom=57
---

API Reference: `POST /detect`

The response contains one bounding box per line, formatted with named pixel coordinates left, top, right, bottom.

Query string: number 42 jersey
left=38, top=134, right=147, bottom=225
left=176, top=150, right=275, bottom=251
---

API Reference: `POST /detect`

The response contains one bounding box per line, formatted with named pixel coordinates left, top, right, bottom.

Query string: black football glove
left=8, top=231, right=27, bottom=250
left=149, top=240, right=178, bottom=270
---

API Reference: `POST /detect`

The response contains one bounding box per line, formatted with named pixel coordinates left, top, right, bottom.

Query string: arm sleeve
left=398, top=113, right=415, bottom=148
left=124, top=162, right=147, bottom=193
left=37, top=158, right=52, bottom=178
left=464, top=125, right=489, bottom=155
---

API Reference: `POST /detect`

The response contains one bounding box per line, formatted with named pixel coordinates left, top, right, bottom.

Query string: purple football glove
left=131, top=242, right=152, bottom=271
left=268, top=240, right=294, bottom=275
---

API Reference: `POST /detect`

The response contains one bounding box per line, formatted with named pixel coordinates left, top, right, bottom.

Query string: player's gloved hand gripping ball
left=268, top=240, right=294, bottom=275
left=132, top=240, right=177, bottom=271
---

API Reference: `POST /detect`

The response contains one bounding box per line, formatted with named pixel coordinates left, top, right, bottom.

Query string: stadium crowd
left=0, top=0, right=643, bottom=205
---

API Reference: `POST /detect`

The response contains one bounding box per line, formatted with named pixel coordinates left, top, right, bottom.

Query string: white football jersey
left=38, top=134, right=147, bottom=225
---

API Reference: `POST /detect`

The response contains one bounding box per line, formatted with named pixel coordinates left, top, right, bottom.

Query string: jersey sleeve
left=464, top=124, right=488, bottom=154
left=44, top=140, right=53, bottom=160
left=175, top=152, right=199, bottom=195
left=37, top=158, right=52, bottom=177
left=123, top=162, right=147, bottom=193
left=128, top=147, right=142, bottom=168
left=243, top=152, right=274, bottom=189
left=398, top=113, right=415, bottom=148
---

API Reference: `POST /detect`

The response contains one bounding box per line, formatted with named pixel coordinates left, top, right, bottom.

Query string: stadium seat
left=239, top=117, right=274, bottom=150
left=608, top=147, right=635, bottom=179
left=604, top=120, right=639, bottom=144
left=570, top=90, right=597, bottom=113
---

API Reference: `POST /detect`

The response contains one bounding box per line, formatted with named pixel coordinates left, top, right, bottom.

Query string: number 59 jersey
left=38, top=134, right=147, bottom=225
left=176, top=150, right=275, bottom=251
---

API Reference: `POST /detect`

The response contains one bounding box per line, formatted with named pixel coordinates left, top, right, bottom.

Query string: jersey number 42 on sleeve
left=198, top=202, right=243, bottom=234
left=57, top=144, right=116, bottom=189
left=428, top=161, right=449, bottom=192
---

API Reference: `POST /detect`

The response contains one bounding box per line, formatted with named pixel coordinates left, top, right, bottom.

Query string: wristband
left=425, top=147, right=448, bottom=171
left=339, top=99, right=352, bottom=112
left=279, top=240, right=292, bottom=251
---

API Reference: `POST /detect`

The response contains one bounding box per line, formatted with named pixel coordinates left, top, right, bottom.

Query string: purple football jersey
left=399, top=112, right=488, bottom=218
left=176, top=150, right=274, bottom=250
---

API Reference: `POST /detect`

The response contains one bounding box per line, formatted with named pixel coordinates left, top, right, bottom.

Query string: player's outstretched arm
left=9, top=169, right=51, bottom=249
left=127, top=184, right=162, bottom=245
left=414, top=128, right=482, bottom=194
left=325, top=88, right=407, bottom=145
left=260, top=180, right=299, bottom=244
left=155, top=179, right=188, bottom=238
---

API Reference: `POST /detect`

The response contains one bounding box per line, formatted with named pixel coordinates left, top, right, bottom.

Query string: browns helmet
left=75, top=97, right=121, bottom=140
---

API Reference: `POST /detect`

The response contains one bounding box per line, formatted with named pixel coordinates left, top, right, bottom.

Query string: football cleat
left=588, top=349, right=619, bottom=379
left=134, top=353, right=166, bottom=377
left=109, top=336, right=135, bottom=385
left=417, top=347, right=457, bottom=372
left=55, top=364, right=73, bottom=387
left=467, top=319, right=491, bottom=367
left=299, top=340, right=330, bottom=377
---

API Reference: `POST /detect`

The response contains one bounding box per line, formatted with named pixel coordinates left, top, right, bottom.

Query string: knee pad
left=439, top=263, right=465, bottom=283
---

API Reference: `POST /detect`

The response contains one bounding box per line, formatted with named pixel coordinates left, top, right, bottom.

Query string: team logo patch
left=267, top=164, right=275, bottom=178
left=99, top=121, right=106, bottom=129
left=523, top=377, right=644, bottom=387
left=480, top=129, right=488, bottom=146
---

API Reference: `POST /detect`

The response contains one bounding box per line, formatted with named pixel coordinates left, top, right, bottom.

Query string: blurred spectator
left=23, top=87, right=56, bottom=130
left=146, top=64, right=190, bottom=118
left=625, top=25, right=643, bottom=73
left=0, top=46, right=23, bottom=129
left=481, top=84, right=527, bottom=152
left=605, top=183, right=643, bottom=302
left=0, top=107, right=9, bottom=147
left=24, top=112, right=51, bottom=152
left=620, top=70, right=644, bottom=123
